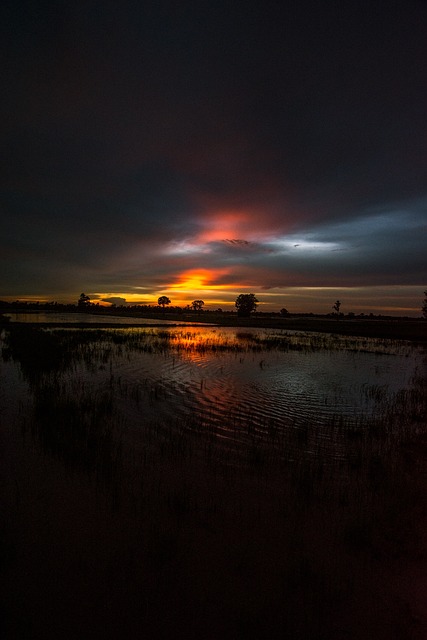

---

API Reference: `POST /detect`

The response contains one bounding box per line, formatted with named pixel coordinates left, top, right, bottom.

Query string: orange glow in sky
left=169, top=269, right=234, bottom=291
left=157, top=268, right=246, bottom=307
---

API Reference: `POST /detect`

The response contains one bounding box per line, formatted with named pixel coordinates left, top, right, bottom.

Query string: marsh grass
left=1, top=324, right=426, bottom=639
left=30, top=378, right=124, bottom=485
left=15, top=325, right=415, bottom=358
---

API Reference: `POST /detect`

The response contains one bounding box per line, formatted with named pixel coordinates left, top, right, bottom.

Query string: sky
left=1, top=0, right=426, bottom=315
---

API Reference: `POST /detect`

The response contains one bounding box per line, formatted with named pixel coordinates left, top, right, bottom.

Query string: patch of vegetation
left=1, top=323, right=426, bottom=639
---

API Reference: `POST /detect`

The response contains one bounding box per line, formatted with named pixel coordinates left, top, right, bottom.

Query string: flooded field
left=1, top=323, right=426, bottom=639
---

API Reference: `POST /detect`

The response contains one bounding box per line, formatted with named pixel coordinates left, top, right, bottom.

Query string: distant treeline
left=0, top=299, right=421, bottom=321
left=0, top=300, right=207, bottom=314
left=0, top=300, right=78, bottom=311
left=1, top=300, right=222, bottom=315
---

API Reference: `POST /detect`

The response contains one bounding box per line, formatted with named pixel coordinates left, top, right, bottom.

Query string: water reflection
left=2, top=324, right=424, bottom=471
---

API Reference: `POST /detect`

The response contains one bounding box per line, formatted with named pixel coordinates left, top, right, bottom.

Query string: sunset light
left=170, top=270, right=210, bottom=291
left=2, top=3, right=427, bottom=638
left=196, top=209, right=257, bottom=243
left=168, top=269, right=231, bottom=292
left=1, top=1, right=425, bottom=318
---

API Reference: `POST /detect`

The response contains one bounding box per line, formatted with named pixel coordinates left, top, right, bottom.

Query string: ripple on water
left=87, top=341, right=422, bottom=456
left=2, top=327, right=423, bottom=464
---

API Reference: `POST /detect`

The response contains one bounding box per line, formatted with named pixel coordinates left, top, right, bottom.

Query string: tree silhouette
left=158, top=296, right=171, bottom=310
left=422, top=290, right=427, bottom=319
left=280, top=308, right=289, bottom=317
left=78, top=293, right=91, bottom=310
left=235, top=293, right=258, bottom=317
left=333, top=300, right=341, bottom=318
left=190, top=299, right=204, bottom=313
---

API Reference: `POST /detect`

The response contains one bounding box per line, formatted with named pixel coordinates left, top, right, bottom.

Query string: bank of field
left=1, top=324, right=426, bottom=639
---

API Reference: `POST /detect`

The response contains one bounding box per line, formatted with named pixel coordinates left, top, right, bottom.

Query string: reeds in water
left=1, top=323, right=426, bottom=639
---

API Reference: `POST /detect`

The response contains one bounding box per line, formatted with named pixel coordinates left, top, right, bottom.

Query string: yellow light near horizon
left=172, top=275, right=205, bottom=290
left=168, top=269, right=236, bottom=293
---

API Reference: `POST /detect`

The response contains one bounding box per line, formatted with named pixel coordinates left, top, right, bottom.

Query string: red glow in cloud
left=196, top=209, right=272, bottom=243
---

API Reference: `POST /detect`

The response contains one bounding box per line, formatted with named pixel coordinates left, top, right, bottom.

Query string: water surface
left=2, top=325, right=423, bottom=464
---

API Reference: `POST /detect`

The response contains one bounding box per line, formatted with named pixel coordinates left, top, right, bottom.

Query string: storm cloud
left=1, top=0, right=426, bottom=313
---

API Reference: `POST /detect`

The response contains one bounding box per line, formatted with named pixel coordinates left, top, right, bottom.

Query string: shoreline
left=3, top=314, right=426, bottom=343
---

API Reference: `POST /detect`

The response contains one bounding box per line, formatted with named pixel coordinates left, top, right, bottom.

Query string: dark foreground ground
left=2, top=410, right=427, bottom=640
left=0, top=320, right=426, bottom=639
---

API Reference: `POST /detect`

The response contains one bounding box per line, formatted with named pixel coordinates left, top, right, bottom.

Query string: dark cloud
left=1, top=0, right=426, bottom=312
left=101, top=297, right=127, bottom=306
left=223, top=240, right=251, bottom=247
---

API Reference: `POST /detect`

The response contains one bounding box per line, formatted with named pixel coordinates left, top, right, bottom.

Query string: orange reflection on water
left=167, top=327, right=238, bottom=360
